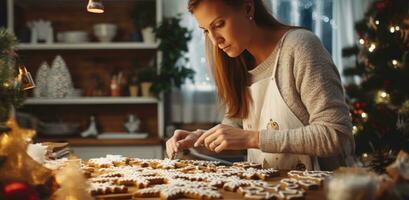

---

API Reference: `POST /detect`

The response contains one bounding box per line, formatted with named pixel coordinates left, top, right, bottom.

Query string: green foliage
left=343, top=0, right=409, bottom=156
left=128, top=60, right=141, bottom=85
left=0, top=28, right=17, bottom=56
left=136, top=67, right=157, bottom=83
left=0, top=28, right=25, bottom=123
left=151, top=15, right=195, bottom=95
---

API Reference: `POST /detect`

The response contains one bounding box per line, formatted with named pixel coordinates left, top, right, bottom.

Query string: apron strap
left=271, top=29, right=296, bottom=78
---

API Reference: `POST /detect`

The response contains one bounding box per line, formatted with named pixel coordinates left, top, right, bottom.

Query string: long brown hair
left=188, top=0, right=282, bottom=119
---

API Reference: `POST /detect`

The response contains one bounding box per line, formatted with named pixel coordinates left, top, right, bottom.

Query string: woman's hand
left=194, top=124, right=260, bottom=153
left=166, top=129, right=204, bottom=159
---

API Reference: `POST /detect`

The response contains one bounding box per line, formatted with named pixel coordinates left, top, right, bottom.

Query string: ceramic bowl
left=59, top=31, right=89, bottom=43
left=93, top=23, right=117, bottom=42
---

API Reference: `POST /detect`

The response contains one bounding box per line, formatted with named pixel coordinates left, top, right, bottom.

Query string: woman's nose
left=208, top=31, right=224, bottom=46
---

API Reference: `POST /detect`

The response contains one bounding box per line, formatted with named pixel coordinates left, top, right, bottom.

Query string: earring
left=249, top=16, right=253, bottom=20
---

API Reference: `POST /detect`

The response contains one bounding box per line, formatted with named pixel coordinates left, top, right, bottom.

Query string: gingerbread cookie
left=133, top=180, right=222, bottom=200
left=222, top=177, right=253, bottom=192
left=88, top=182, right=127, bottom=195
left=233, top=161, right=262, bottom=169
left=280, top=177, right=320, bottom=191
left=242, top=168, right=279, bottom=180
left=288, top=170, right=332, bottom=185
left=243, top=191, right=281, bottom=200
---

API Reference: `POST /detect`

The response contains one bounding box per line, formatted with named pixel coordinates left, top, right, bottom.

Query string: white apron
left=244, top=31, right=320, bottom=170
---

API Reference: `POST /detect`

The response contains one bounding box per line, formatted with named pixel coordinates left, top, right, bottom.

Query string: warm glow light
left=390, top=27, right=396, bottom=33
left=87, top=0, right=104, bottom=13
left=361, top=112, right=368, bottom=119
left=352, top=126, right=358, bottom=135
left=395, top=26, right=400, bottom=31
left=392, top=60, right=398, bottom=66
left=3, top=82, right=10, bottom=88
left=375, top=20, right=380, bottom=25
left=368, top=43, right=376, bottom=52
left=363, top=153, right=368, bottom=158
left=359, top=39, right=365, bottom=45
left=87, top=8, right=104, bottom=13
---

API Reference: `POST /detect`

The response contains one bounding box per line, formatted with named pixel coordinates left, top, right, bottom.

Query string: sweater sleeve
left=259, top=30, right=354, bottom=157
left=221, top=117, right=242, bottom=128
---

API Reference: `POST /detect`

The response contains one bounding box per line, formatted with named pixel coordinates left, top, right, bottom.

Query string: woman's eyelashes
left=202, top=21, right=225, bottom=35
left=214, top=21, right=225, bottom=29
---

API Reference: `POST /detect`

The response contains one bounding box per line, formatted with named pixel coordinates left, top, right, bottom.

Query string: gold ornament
left=399, top=100, right=409, bottom=114
left=53, top=161, right=93, bottom=200
left=17, top=65, right=35, bottom=91
left=375, top=90, right=391, bottom=104
left=0, top=117, right=52, bottom=185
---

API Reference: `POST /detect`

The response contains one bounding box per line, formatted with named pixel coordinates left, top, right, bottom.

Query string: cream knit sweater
left=222, top=29, right=355, bottom=170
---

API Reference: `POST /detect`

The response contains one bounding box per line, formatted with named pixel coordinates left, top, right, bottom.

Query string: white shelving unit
left=17, top=42, right=159, bottom=50
left=24, top=97, right=158, bottom=105
left=7, top=0, right=165, bottom=159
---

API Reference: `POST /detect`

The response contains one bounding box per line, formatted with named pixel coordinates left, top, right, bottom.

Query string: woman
left=166, top=0, right=354, bottom=170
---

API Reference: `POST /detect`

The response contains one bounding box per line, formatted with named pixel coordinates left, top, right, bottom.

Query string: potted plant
left=137, top=66, right=157, bottom=97
left=130, top=2, right=156, bottom=43
left=128, top=60, right=141, bottom=97
left=128, top=72, right=139, bottom=97
left=152, top=15, right=195, bottom=95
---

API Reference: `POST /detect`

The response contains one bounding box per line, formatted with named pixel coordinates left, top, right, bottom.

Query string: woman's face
left=193, top=0, right=253, bottom=57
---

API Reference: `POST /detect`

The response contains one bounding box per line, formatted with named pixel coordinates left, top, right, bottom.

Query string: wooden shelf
left=17, top=42, right=159, bottom=50
left=36, top=137, right=163, bottom=146
left=15, top=0, right=149, bottom=7
left=24, top=97, right=159, bottom=105
left=8, top=0, right=166, bottom=138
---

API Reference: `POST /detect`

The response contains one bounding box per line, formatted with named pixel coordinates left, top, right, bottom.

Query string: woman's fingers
left=166, top=140, right=175, bottom=158
left=194, top=124, right=221, bottom=147
left=166, top=128, right=205, bottom=159
left=214, top=141, right=228, bottom=153
left=208, top=136, right=225, bottom=151
left=204, top=130, right=221, bottom=149
left=173, top=129, right=190, bottom=140
left=172, top=129, right=190, bottom=151
left=176, top=135, right=196, bottom=149
left=166, top=129, right=190, bottom=158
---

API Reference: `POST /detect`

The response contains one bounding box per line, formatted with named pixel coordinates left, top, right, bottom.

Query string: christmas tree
left=0, top=27, right=25, bottom=124
left=343, top=0, right=409, bottom=168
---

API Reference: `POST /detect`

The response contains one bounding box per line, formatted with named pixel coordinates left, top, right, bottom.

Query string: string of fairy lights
left=351, top=7, right=409, bottom=142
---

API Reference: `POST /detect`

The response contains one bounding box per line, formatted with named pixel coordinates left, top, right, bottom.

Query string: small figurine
left=124, top=114, right=140, bottom=134
left=28, top=19, right=54, bottom=44
left=81, top=116, right=98, bottom=138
